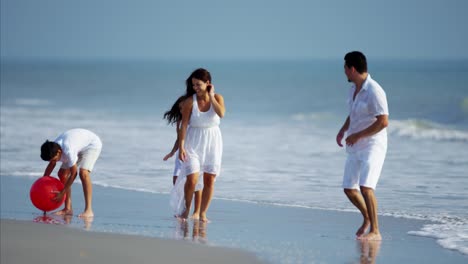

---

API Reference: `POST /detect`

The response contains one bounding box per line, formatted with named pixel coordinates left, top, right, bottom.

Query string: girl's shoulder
left=181, top=96, right=194, bottom=111
left=185, top=95, right=194, bottom=104
left=214, top=93, right=224, bottom=101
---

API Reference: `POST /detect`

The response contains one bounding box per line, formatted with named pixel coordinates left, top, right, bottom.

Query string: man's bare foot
left=78, top=210, right=94, bottom=218
left=360, top=232, right=382, bottom=241
left=54, top=209, right=73, bottom=216
left=356, top=220, right=370, bottom=238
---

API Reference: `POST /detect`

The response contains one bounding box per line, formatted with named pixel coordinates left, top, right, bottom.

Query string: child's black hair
left=40, top=140, right=61, bottom=161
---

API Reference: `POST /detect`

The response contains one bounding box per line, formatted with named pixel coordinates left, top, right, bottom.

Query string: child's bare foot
left=78, top=210, right=94, bottom=218
left=54, top=209, right=73, bottom=216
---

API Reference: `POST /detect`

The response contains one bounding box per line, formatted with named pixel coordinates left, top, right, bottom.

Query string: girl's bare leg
left=192, top=190, right=202, bottom=220
left=180, top=173, right=199, bottom=219
left=200, top=173, right=216, bottom=222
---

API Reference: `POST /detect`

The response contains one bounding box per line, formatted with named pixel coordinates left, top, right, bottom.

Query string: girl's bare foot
left=191, top=213, right=200, bottom=221
left=54, top=209, right=73, bottom=216
left=200, top=213, right=210, bottom=223
left=178, top=210, right=189, bottom=221
left=360, top=232, right=382, bottom=241
left=78, top=210, right=94, bottom=218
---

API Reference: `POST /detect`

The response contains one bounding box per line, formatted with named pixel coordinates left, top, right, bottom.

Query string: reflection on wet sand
left=175, top=220, right=208, bottom=243
left=33, top=214, right=93, bottom=230
left=357, top=240, right=381, bottom=264
left=80, top=216, right=93, bottom=230
left=33, top=214, right=66, bottom=225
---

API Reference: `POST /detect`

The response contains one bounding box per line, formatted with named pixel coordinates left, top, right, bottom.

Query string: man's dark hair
left=40, top=140, right=61, bottom=161
left=344, top=51, right=367, bottom=74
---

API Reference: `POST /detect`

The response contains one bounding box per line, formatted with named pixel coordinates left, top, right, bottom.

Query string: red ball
left=30, top=176, right=66, bottom=212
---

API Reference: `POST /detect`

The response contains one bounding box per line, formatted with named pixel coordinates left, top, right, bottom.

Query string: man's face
left=344, top=64, right=353, bottom=83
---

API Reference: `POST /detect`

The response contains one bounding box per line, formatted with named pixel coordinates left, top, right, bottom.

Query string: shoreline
left=1, top=175, right=467, bottom=263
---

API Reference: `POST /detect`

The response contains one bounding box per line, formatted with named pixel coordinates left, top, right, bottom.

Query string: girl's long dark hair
left=164, top=68, right=212, bottom=125
left=163, top=95, right=186, bottom=125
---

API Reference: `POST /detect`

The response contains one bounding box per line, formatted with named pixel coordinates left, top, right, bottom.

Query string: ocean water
left=1, top=59, right=468, bottom=255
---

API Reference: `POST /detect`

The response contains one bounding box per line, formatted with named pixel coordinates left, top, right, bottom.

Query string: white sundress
left=173, top=151, right=182, bottom=176
left=170, top=94, right=223, bottom=215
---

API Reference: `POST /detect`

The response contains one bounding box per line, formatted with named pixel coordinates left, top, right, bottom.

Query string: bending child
left=40, top=128, right=102, bottom=218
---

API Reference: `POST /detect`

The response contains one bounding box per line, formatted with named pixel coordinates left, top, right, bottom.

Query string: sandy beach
left=0, top=219, right=263, bottom=264
left=1, top=175, right=467, bottom=263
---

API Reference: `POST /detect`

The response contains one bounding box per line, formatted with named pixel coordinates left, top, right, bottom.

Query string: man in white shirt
left=41, top=128, right=102, bottom=218
left=336, top=51, right=389, bottom=241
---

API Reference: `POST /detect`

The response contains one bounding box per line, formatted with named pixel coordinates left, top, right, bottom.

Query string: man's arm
left=336, top=116, right=350, bottom=147
left=345, top=115, right=388, bottom=146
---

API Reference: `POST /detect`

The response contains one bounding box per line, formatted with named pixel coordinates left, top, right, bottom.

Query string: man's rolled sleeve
left=369, top=88, right=389, bottom=117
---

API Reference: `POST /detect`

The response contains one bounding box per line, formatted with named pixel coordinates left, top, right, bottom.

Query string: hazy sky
left=1, top=0, right=467, bottom=60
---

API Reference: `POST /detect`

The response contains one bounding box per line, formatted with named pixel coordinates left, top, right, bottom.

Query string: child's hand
left=52, top=190, right=65, bottom=202
left=163, top=152, right=174, bottom=161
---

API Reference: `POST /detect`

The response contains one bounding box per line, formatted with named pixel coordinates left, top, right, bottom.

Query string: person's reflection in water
left=182, top=221, right=190, bottom=239
left=33, top=214, right=92, bottom=230
left=63, top=214, right=72, bottom=224
left=192, top=220, right=207, bottom=244
left=80, top=216, right=93, bottom=230
left=358, top=240, right=381, bottom=264
left=60, top=214, right=93, bottom=230
left=33, top=214, right=65, bottom=225
left=174, top=220, right=208, bottom=243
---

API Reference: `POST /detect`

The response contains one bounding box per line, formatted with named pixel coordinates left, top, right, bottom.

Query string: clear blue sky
left=1, top=0, right=467, bottom=60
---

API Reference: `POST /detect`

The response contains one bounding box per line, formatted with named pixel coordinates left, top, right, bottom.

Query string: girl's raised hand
left=208, top=84, right=215, bottom=97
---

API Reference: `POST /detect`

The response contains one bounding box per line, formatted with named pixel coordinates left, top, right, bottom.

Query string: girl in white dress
left=164, top=96, right=202, bottom=216
left=176, top=68, right=225, bottom=222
